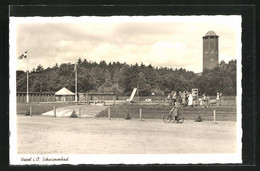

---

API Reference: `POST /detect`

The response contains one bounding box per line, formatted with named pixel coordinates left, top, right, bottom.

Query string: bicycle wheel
left=176, top=116, right=184, bottom=123
left=163, top=114, right=172, bottom=123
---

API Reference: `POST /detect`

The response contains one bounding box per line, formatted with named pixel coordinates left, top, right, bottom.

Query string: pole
left=30, top=106, right=32, bottom=117
left=75, top=63, right=78, bottom=103
left=140, top=108, right=142, bottom=121
left=79, top=108, right=81, bottom=119
left=113, top=96, right=115, bottom=105
left=54, top=106, right=56, bottom=117
left=108, top=108, right=111, bottom=120
left=213, top=110, right=216, bottom=123
left=26, top=55, right=29, bottom=103
left=26, top=70, right=29, bottom=103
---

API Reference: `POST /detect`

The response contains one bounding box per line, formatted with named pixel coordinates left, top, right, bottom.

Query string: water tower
left=202, top=31, right=219, bottom=72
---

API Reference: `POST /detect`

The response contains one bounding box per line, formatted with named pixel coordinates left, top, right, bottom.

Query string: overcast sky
left=11, top=16, right=241, bottom=73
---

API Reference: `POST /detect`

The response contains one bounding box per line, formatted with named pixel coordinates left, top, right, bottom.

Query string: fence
left=117, top=96, right=166, bottom=101
left=17, top=92, right=55, bottom=103
left=96, top=105, right=237, bottom=121
left=17, top=91, right=236, bottom=106
left=17, top=92, right=117, bottom=103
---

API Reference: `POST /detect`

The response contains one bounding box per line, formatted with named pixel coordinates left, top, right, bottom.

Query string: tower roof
left=205, top=30, right=218, bottom=36
left=203, top=30, right=219, bottom=39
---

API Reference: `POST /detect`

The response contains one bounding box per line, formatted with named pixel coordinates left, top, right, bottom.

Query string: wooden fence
left=17, top=91, right=236, bottom=105
left=17, top=92, right=117, bottom=103
left=17, top=92, right=55, bottom=103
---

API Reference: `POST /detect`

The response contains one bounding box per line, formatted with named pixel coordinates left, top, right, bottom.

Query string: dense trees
left=16, top=59, right=237, bottom=96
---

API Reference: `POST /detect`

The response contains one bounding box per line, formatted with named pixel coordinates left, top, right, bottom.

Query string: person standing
left=202, top=93, right=208, bottom=108
left=176, top=93, right=182, bottom=106
left=219, top=93, right=222, bottom=106
left=167, top=93, right=172, bottom=105
left=172, top=91, right=177, bottom=106
left=188, top=93, right=193, bottom=107
left=216, top=92, right=220, bottom=106
left=182, top=91, right=186, bottom=106
left=206, top=95, right=210, bottom=106
left=185, top=91, right=189, bottom=106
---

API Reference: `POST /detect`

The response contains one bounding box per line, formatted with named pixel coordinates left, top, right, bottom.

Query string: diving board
left=129, top=88, right=137, bottom=102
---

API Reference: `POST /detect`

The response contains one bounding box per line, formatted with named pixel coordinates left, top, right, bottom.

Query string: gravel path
left=17, top=115, right=238, bottom=154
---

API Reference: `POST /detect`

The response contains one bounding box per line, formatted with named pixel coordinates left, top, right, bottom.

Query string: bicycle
left=163, top=108, right=184, bottom=123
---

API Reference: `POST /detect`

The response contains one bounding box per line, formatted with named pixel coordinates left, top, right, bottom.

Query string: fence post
left=79, top=108, right=81, bottom=119
left=30, top=106, right=32, bottom=117
left=108, top=108, right=111, bottom=120
left=113, top=96, right=115, bottom=105
left=213, top=109, right=216, bottom=123
left=54, top=106, right=56, bottom=117
left=140, top=108, right=142, bottom=121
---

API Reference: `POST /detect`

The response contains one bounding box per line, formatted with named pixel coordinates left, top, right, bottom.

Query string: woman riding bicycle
left=163, top=103, right=184, bottom=123
left=170, top=104, right=180, bottom=121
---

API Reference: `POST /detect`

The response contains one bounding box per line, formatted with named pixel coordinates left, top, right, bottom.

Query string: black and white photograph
left=9, top=15, right=242, bottom=165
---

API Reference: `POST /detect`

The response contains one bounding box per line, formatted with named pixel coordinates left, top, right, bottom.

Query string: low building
left=55, top=87, right=75, bottom=102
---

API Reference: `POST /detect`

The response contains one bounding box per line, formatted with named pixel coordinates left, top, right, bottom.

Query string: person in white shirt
left=188, top=93, right=193, bottom=107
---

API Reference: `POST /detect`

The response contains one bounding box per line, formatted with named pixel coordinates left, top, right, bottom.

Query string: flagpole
left=75, top=63, right=78, bottom=103
left=26, top=52, right=29, bottom=103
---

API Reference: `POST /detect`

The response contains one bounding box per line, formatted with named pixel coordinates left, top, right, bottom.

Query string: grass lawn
left=97, top=104, right=237, bottom=121
left=17, top=103, right=76, bottom=115
left=16, top=102, right=237, bottom=121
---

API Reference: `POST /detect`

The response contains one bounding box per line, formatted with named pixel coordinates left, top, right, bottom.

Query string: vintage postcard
left=9, top=15, right=242, bottom=165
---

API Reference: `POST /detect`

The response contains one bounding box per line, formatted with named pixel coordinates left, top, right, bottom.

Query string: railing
left=17, top=92, right=236, bottom=105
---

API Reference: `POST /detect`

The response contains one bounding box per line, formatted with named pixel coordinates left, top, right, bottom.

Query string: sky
left=11, top=16, right=241, bottom=73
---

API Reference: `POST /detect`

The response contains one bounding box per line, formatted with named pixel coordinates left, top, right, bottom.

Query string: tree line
left=16, top=58, right=236, bottom=96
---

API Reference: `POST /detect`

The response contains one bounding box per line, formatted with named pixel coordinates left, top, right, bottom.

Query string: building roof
left=55, top=87, right=75, bottom=95
left=205, top=30, right=218, bottom=36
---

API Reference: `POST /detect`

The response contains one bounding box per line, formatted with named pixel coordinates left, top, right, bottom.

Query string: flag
left=18, top=51, right=27, bottom=59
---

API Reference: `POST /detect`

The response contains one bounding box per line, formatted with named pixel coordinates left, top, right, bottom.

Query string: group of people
left=167, top=91, right=223, bottom=108
left=167, top=91, right=194, bottom=107
left=167, top=91, right=223, bottom=121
